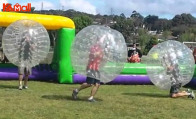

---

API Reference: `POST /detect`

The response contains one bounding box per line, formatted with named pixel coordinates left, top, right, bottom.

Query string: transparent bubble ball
left=145, top=40, right=195, bottom=89
left=2, top=19, right=50, bottom=68
left=71, top=25, right=127, bottom=83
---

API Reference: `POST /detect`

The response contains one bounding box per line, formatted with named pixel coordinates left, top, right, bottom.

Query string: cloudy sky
left=1, top=0, right=196, bottom=19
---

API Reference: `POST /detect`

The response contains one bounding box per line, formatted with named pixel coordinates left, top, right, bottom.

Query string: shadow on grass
left=122, top=92, right=169, bottom=98
left=42, top=95, right=103, bottom=102
left=29, top=79, right=59, bottom=84
left=0, top=84, right=18, bottom=89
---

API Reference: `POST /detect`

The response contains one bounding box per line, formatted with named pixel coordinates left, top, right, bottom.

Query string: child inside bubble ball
left=18, top=32, right=35, bottom=90
left=72, top=36, right=105, bottom=102
left=162, top=55, right=195, bottom=99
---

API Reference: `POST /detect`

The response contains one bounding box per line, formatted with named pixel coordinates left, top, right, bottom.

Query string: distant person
left=127, top=43, right=142, bottom=63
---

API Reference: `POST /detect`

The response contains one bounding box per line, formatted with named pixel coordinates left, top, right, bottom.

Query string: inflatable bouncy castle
left=0, top=12, right=196, bottom=86
left=0, top=12, right=75, bottom=83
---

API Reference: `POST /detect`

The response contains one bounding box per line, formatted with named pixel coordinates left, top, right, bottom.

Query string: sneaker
left=23, top=86, right=28, bottom=89
left=188, top=91, right=195, bottom=99
left=186, top=89, right=192, bottom=93
left=18, top=85, right=23, bottom=90
left=88, top=98, right=96, bottom=102
left=72, top=89, right=78, bottom=100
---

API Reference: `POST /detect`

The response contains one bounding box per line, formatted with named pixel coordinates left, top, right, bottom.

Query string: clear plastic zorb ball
left=2, top=19, right=50, bottom=68
left=71, top=25, right=127, bottom=83
left=145, top=40, right=195, bottom=89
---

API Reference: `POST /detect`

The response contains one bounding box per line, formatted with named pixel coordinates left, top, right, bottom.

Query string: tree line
left=1, top=8, right=196, bottom=54
left=57, top=9, right=196, bottom=54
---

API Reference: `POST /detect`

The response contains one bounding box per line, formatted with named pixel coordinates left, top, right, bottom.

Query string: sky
left=1, top=0, right=196, bottom=19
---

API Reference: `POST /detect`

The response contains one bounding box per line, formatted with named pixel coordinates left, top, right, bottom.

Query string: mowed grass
left=0, top=81, right=196, bottom=119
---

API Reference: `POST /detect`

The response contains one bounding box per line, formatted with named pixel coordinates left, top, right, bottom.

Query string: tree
left=172, top=13, right=196, bottom=26
left=120, top=13, right=126, bottom=19
left=73, top=15, right=93, bottom=33
left=171, top=25, right=188, bottom=36
left=179, top=32, right=195, bottom=42
left=111, top=17, right=134, bottom=43
left=143, top=36, right=158, bottom=55
left=172, top=15, right=183, bottom=26
left=137, top=28, right=150, bottom=53
left=130, top=10, right=144, bottom=28
left=188, top=27, right=196, bottom=35
left=153, top=19, right=171, bottom=32
left=162, top=30, right=172, bottom=40
left=144, top=15, right=159, bottom=30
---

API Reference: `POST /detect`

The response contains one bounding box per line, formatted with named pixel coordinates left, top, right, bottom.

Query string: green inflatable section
left=55, top=28, right=75, bottom=83
left=121, top=63, right=196, bottom=77
left=51, top=27, right=196, bottom=83
left=0, top=63, right=16, bottom=68
left=121, top=63, right=147, bottom=74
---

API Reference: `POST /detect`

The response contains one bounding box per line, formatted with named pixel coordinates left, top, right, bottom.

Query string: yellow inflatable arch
left=0, top=12, right=75, bottom=83
left=0, top=12, right=75, bottom=29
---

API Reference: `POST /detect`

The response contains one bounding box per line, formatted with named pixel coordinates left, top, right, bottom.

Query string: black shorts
left=169, top=83, right=181, bottom=97
left=86, top=77, right=100, bottom=85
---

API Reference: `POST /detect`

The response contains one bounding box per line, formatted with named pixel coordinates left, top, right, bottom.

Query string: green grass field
left=0, top=80, right=196, bottom=119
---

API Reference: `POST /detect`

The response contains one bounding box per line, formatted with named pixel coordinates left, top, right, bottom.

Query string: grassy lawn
left=0, top=80, right=196, bottom=119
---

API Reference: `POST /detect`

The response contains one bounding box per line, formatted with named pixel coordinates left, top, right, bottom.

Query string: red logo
left=3, top=3, right=31, bottom=12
